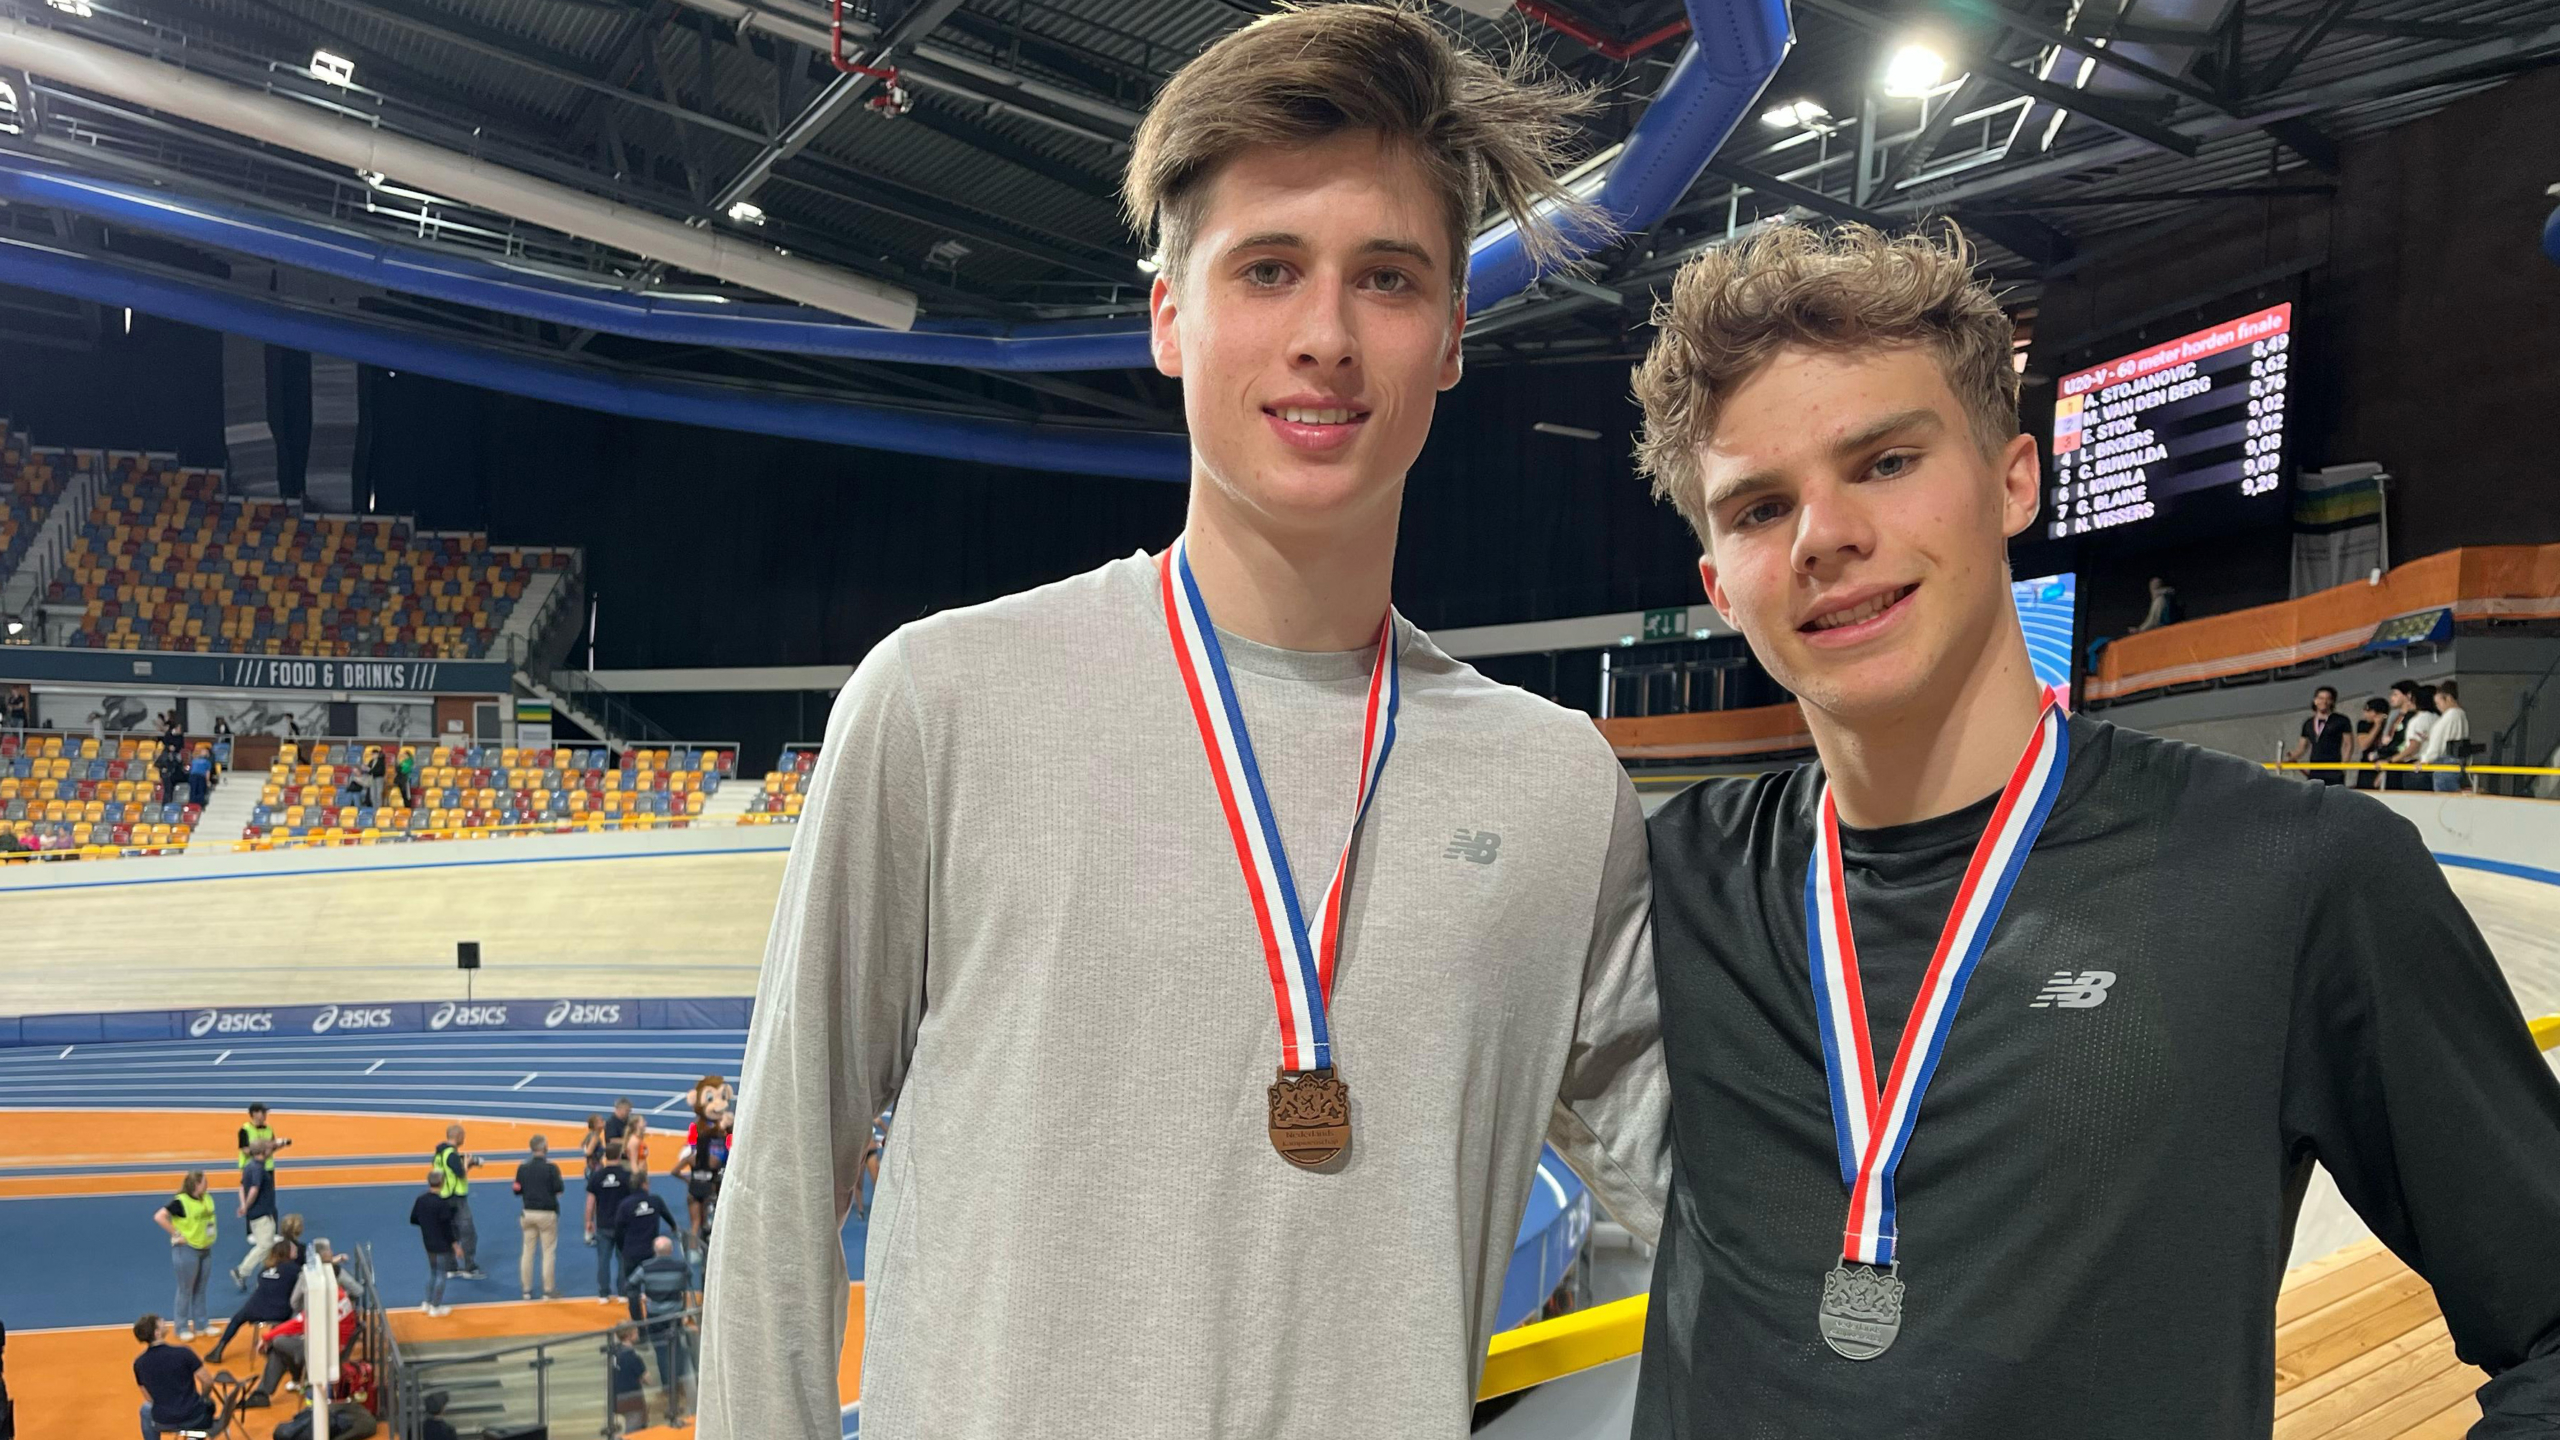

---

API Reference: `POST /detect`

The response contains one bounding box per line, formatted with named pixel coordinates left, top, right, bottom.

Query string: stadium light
left=4, top=618, right=23, bottom=636
left=310, top=50, right=355, bottom=87
left=726, top=200, right=767, bottom=226
left=0, top=80, right=17, bottom=137
left=1883, top=43, right=1947, bottom=98
left=1760, top=98, right=1829, bottom=129
left=45, top=0, right=94, bottom=15
left=1136, top=256, right=1161, bottom=275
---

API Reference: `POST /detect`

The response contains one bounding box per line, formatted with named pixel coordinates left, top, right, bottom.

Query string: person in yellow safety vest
left=235, top=1103, right=290, bottom=1174
left=153, top=1169, right=218, bottom=1341
left=431, top=1124, right=487, bottom=1279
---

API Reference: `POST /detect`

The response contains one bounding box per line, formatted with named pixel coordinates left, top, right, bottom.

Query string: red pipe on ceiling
left=1513, top=0, right=1692, bottom=62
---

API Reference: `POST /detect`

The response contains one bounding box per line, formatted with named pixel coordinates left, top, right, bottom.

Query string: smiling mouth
left=1264, top=405, right=1367, bottom=426
left=1803, top=584, right=1917, bottom=633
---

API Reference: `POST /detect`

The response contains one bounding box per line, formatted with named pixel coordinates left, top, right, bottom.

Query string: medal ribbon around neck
left=1159, top=536, right=1400, bottom=1074
left=1805, top=690, right=2070, bottom=1268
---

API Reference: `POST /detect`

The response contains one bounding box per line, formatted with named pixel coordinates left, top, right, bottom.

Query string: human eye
left=1729, top=496, right=1790, bottom=531
left=1364, top=267, right=1415, bottom=294
left=1242, top=259, right=1291, bottom=288
left=1866, top=449, right=1920, bottom=480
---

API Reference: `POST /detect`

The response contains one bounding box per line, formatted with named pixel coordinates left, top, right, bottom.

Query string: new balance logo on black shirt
left=2030, top=970, right=2116, bottom=1009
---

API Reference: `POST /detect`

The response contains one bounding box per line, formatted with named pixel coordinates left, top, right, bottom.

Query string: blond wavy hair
left=1123, top=1, right=1599, bottom=303
left=1633, top=223, right=2019, bottom=535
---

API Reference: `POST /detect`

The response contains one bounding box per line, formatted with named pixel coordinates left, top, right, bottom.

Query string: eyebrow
left=1221, top=232, right=1439, bottom=267
left=1702, top=407, right=1947, bottom=515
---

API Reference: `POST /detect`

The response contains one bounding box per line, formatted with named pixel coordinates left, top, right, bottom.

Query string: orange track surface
left=0, top=1111, right=615, bottom=1200
left=16, top=1286, right=864, bottom=1437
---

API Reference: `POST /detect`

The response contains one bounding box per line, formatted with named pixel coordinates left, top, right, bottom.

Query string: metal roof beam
left=711, top=0, right=968, bottom=214
left=2250, top=0, right=2358, bottom=97
left=1797, top=0, right=2201, bottom=158
left=762, top=166, right=1130, bottom=283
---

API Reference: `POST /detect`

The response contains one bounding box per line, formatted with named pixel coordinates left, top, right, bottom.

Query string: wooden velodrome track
left=1, top=827, right=2555, bottom=1438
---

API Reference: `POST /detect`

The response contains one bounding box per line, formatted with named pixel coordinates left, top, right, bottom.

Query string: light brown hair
left=1122, top=1, right=1599, bottom=302
left=1634, top=222, right=2020, bottom=536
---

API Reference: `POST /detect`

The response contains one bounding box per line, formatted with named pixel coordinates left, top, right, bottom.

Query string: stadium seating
left=0, top=730, right=220, bottom=859
left=240, top=742, right=736, bottom=849
left=41, top=455, right=568, bottom=658
left=741, top=743, right=819, bottom=824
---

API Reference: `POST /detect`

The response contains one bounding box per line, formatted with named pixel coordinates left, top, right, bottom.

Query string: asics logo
left=430, top=1002, right=510, bottom=1030
left=2030, top=970, right=2117, bottom=1009
left=312, top=1004, right=396, bottom=1034
left=546, top=1001, right=621, bottom=1028
left=190, top=1009, right=273, bottom=1036
left=1443, top=829, right=1502, bottom=865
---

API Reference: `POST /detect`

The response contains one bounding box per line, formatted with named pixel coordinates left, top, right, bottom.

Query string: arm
left=697, top=637, right=933, bottom=1440
left=1546, top=777, right=1670, bottom=1246
left=2281, top=797, right=2560, bottom=1431
left=153, top=1206, right=177, bottom=1237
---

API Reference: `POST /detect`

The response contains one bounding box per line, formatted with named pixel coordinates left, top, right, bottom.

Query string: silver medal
left=1817, top=1262, right=1903, bottom=1360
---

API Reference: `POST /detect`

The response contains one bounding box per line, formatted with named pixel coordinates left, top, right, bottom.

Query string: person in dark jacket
left=409, top=1176, right=463, bottom=1317
left=626, top=1236, right=694, bottom=1426
left=206, top=1227, right=301, bottom=1363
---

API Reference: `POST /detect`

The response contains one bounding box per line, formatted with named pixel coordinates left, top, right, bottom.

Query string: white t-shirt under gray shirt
left=698, top=551, right=1668, bottom=1440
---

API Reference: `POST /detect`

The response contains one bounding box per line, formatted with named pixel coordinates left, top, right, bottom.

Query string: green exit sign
left=1642, top=607, right=1688, bottom=640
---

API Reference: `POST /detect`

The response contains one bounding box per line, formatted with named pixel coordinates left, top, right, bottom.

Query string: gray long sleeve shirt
left=698, top=552, right=1667, bottom=1440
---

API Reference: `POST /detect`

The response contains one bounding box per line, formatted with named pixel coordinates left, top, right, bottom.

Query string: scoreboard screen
left=2048, top=302, right=2292, bottom=539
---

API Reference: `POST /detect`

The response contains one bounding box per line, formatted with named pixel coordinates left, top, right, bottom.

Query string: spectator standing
left=603, top=1097, right=636, bottom=1165
left=514, top=1135, right=565, bottom=1300
left=154, top=742, right=182, bottom=807
left=607, top=1325, right=650, bottom=1436
left=430, top=1124, right=485, bottom=1278
left=2131, top=576, right=2183, bottom=633
left=585, top=1140, right=634, bottom=1302
left=2386, top=680, right=2439, bottom=792
left=2285, top=686, right=2354, bottom=784
left=133, top=1315, right=215, bottom=1437
left=212, top=715, right=233, bottom=739
left=409, top=1175, right=463, bottom=1317
left=186, top=744, right=213, bottom=809
left=626, top=1236, right=694, bottom=1427
left=207, top=1221, right=301, bottom=1362
left=232, top=1140, right=281, bottom=1289
left=2351, top=698, right=2391, bottom=790
left=579, top=1113, right=607, bottom=1175
left=616, top=1172, right=670, bottom=1292
left=152, top=1168, right=218, bottom=1340
left=393, top=746, right=417, bottom=809
left=2430, top=682, right=2471, bottom=792
left=363, top=746, right=387, bottom=809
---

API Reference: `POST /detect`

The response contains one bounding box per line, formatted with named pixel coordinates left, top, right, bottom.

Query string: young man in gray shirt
left=698, top=8, right=1667, bottom=1438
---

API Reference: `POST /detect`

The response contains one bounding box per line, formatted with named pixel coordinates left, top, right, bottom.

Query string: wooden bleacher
left=2276, top=1240, right=2484, bottom=1438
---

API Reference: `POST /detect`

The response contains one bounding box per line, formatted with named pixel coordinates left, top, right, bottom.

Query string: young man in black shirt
left=514, top=1134, right=565, bottom=1301
left=1625, top=222, right=2560, bottom=1436
left=585, top=1140, right=634, bottom=1303
left=409, top=1176, right=462, bottom=1318
left=132, top=1314, right=214, bottom=1435
left=2286, top=684, right=2356, bottom=785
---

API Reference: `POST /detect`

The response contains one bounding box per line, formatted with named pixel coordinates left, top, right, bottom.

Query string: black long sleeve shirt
left=1639, top=714, right=2560, bottom=1437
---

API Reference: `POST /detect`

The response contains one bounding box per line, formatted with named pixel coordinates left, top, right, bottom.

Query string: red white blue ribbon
left=1805, top=692, right=2070, bottom=1267
left=1160, top=537, right=1399, bottom=1074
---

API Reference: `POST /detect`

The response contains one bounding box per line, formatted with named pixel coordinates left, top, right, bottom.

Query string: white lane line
left=652, top=1091, right=687, bottom=1114
left=513, top=1073, right=537, bottom=1091
left=214, top=1050, right=230, bottom=1065
left=366, top=1061, right=385, bottom=1075
left=57, top=1046, right=72, bottom=1060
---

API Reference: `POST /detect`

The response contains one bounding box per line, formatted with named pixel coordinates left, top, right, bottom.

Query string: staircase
left=698, top=776, right=760, bottom=827
left=0, top=451, right=102, bottom=629
left=186, top=767, right=263, bottom=853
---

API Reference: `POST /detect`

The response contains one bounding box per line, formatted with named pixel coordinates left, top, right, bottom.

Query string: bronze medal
left=1267, top=1066, right=1351, bottom=1168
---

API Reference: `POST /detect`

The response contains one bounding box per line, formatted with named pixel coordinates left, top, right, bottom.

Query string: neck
left=1180, top=480, right=1399, bottom=651
left=1807, top=622, right=2049, bottom=829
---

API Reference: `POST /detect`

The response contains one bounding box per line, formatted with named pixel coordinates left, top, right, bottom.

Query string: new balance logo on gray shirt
left=1444, top=829, right=1502, bottom=864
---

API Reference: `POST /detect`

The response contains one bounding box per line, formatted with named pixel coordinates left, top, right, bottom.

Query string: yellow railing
left=1478, top=1011, right=2560, bottom=1400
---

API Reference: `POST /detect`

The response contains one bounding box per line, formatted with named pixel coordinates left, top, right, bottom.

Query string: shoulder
left=1394, top=626, right=1627, bottom=786
left=896, top=552, right=1154, bottom=687
left=2072, top=715, right=2418, bottom=859
left=1648, top=765, right=1811, bottom=859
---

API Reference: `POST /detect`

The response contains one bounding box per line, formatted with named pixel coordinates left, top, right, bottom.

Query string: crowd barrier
left=2091, top=544, right=2560, bottom=701
left=0, top=994, right=754, bottom=1047
left=1598, top=701, right=1811, bottom=760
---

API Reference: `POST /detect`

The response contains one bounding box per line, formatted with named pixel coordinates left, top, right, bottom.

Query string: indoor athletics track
left=0, top=1026, right=867, bottom=1438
